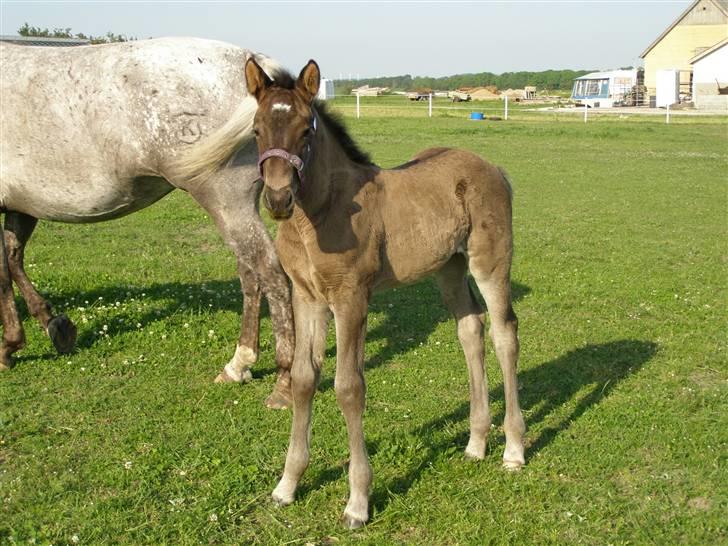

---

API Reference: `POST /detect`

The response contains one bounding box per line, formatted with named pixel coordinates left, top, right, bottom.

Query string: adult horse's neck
left=294, top=108, right=375, bottom=222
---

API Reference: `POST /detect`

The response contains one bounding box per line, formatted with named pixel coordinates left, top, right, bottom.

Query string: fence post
left=356, top=92, right=360, bottom=119
left=504, top=94, right=508, bottom=120
left=584, top=103, right=588, bottom=123
left=428, top=93, right=433, bottom=118
left=666, top=103, right=670, bottom=124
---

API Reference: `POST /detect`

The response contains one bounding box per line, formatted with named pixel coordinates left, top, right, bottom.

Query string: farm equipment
left=448, top=90, right=471, bottom=102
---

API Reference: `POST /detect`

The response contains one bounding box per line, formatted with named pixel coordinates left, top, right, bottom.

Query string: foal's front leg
left=272, top=292, right=330, bottom=505
left=331, top=294, right=371, bottom=529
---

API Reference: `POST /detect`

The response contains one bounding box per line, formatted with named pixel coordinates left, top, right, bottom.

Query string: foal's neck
left=296, top=113, right=373, bottom=221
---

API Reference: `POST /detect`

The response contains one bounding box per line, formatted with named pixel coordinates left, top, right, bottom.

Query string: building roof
left=0, top=35, right=90, bottom=46
left=640, top=0, right=728, bottom=58
left=574, top=70, right=635, bottom=81
left=689, top=37, right=728, bottom=63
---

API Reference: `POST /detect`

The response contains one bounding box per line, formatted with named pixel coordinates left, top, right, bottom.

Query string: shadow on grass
left=301, top=339, right=657, bottom=512
left=317, top=278, right=530, bottom=391
left=15, top=276, right=529, bottom=385
left=13, top=278, right=248, bottom=354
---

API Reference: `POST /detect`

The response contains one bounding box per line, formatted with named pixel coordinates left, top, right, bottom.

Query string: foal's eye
left=253, top=128, right=260, bottom=137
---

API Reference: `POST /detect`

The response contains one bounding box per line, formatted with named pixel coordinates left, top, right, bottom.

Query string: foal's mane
left=271, top=71, right=372, bottom=167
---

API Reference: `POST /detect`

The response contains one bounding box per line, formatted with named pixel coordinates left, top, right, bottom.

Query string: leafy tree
left=17, top=22, right=133, bottom=44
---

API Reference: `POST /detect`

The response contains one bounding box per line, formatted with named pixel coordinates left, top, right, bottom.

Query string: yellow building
left=640, top=0, right=728, bottom=100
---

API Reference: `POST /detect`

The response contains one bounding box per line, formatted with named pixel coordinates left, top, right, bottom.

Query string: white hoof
left=342, top=508, right=368, bottom=529
left=464, top=439, right=486, bottom=460
left=271, top=480, right=295, bottom=507
left=503, top=460, right=524, bottom=471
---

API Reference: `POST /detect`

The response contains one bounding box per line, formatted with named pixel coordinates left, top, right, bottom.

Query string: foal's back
left=373, top=147, right=513, bottom=288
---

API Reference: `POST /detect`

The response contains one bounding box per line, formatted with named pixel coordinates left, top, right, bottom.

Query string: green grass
left=1, top=111, right=726, bottom=545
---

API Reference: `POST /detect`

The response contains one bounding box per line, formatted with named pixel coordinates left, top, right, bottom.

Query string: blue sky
left=1, top=1, right=690, bottom=78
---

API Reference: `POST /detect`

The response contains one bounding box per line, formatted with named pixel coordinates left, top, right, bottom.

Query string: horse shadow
left=13, top=279, right=249, bottom=357
left=300, top=339, right=658, bottom=513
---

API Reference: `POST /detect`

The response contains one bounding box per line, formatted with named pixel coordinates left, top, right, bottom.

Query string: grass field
left=1, top=106, right=726, bottom=545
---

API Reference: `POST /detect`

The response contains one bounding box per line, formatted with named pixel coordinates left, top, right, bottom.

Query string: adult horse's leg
left=183, top=167, right=294, bottom=408
left=214, top=264, right=261, bottom=384
left=0, top=216, right=26, bottom=369
left=3, top=212, right=77, bottom=354
left=434, top=253, right=491, bottom=460
left=272, top=292, right=329, bottom=506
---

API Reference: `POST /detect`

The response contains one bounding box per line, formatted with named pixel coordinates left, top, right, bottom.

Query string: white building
left=689, top=38, right=728, bottom=110
left=570, top=70, right=638, bottom=108
left=317, top=78, right=335, bottom=100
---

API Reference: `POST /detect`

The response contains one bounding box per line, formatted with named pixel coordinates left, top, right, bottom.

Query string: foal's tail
left=497, top=166, right=514, bottom=202
left=171, top=51, right=285, bottom=186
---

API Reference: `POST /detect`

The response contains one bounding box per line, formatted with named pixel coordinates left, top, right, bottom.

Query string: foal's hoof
left=341, top=512, right=367, bottom=530
left=0, top=359, right=14, bottom=372
left=265, top=388, right=292, bottom=410
left=271, top=490, right=294, bottom=508
left=503, top=460, right=524, bottom=472
left=47, top=314, right=77, bottom=354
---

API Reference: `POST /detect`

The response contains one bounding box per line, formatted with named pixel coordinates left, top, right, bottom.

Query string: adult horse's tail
left=172, top=51, right=286, bottom=185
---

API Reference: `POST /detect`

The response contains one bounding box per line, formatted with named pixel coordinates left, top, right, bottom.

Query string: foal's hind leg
left=3, top=212, right=77, bottom=354
left=0, top=217, right=25, bottom=369
left=469, top=253, right=525, bottom=470
left=435, top=253, right=491, bottom=459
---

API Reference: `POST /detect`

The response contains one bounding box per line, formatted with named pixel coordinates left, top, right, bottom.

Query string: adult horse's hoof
left=503, top=460, right=524, bottom=471
left=214, top=367, right=253, bottom=384
left=47, top=314, right=77, bottom=354
left=265, top=389, right=292, bottom=410
left=265, top=371, right=292, bottom=409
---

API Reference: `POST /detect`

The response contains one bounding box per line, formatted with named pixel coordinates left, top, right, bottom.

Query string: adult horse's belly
left=1, top=174, right=174, bottom=223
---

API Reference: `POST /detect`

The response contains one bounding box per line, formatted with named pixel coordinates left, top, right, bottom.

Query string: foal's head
left=246, top=58, right=320, bottom=220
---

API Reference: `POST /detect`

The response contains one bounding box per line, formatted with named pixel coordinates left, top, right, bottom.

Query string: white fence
left=337, top=94, right=724, bottom=123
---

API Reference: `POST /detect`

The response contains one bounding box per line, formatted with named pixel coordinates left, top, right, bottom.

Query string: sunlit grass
left=1, top=112, right=726, bottom=544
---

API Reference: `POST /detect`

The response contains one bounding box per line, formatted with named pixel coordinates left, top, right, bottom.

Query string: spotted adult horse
left=0, top=38, right=294, bottom=407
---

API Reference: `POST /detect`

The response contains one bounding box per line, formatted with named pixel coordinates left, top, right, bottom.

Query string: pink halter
left=257, top=148, right=306, bottom=183
left=256, top=113, right=317, bottom=185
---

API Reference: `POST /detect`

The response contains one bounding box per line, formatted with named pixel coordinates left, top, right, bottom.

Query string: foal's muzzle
left=263, top=186, right=295, bottom=220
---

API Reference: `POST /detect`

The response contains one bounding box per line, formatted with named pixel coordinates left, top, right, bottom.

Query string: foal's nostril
left=285, top=192, right=294, bottom=209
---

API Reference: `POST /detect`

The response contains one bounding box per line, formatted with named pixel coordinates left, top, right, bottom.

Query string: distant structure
left=317, top=78, right=335, bottom=100
left=570, top=70, right=638, bottom=108
left=689, top=38, right=728, bottom=109
left=0, top=35, right=90, bottom=47
left=352, top=85, right=388, bottom=96
left=639, top=0, right=728, bottom=105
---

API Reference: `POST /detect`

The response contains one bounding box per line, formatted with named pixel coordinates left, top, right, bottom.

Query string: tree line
left=336, top=69, right=597, bottom=94
left=17, top=23, right=132, bottom=44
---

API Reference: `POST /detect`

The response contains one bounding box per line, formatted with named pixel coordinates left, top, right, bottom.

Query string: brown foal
left=246, top=58, right=525, bottom=528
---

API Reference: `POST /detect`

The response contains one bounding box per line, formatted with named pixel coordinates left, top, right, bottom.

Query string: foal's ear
left=296, top=60, right=320, bottom=103
left=245, top=58, right=272, bottom=101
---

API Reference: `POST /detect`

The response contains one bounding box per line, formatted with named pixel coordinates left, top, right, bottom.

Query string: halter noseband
left=257, top=148, right=305, bottom=182
left=256, top=114, right=317, bottom=185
